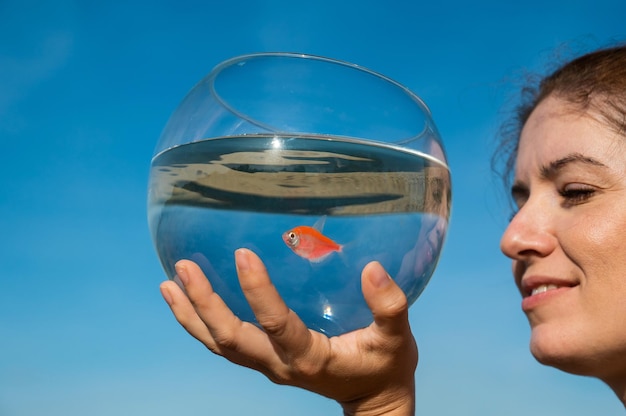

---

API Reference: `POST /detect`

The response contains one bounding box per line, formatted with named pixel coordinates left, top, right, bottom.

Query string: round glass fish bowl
left=148, top=53, right=451, bottom=336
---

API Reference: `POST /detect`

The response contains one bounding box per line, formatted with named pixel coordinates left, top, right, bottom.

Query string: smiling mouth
left=525, top=282, right=578, bottom=298
left=530, top=284, right=559, bottom=296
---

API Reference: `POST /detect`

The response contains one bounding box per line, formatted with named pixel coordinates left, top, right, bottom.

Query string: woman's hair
left=493, top=44, right=626, bottom=192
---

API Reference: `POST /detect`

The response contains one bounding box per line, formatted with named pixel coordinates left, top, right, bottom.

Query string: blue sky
left=1, top=0, right=625, bottom=414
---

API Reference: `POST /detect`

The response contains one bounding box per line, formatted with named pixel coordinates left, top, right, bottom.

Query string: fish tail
left=336, top=245, right=349, bottom=267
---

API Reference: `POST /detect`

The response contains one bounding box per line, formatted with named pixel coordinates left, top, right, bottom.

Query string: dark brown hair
left=493, top=44, right=626, bottom=192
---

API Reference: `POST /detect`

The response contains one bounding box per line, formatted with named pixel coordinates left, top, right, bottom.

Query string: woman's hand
left=160, top=248, right=418, bottom=416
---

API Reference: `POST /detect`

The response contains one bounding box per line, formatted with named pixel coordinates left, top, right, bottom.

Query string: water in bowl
left=148, top=133, right=450, bottom=336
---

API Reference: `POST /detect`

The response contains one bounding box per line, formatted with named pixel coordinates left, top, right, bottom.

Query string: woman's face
left=500, top=96, right=626, bottom=382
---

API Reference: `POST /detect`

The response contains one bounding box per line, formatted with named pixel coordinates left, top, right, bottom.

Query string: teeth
left=531, top=284, right=558, bottom=296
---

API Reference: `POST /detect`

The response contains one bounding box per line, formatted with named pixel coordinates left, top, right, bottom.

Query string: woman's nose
left=500, top=199, right=557, bottom=261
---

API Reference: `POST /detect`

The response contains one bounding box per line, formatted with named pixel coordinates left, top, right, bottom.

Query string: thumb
left=360, top=261, right=410, bottom=337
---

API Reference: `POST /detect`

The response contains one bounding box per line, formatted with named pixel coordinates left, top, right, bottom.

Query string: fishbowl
left=148, top=53, right=451, bottom=336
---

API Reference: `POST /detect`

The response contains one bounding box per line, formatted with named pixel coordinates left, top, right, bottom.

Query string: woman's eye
left=559, top=185, right=596, bottom=205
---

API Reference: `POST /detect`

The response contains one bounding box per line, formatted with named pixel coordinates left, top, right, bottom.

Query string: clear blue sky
left=1, top=0, right=625, bottom=414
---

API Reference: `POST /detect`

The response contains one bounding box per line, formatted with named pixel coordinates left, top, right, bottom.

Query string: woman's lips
left=520, top=276, right=578, bottom=311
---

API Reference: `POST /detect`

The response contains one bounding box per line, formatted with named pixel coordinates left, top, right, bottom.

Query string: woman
left=159, top=44, right=626, bottom=414
left=498, top=44, right=626, bottom=402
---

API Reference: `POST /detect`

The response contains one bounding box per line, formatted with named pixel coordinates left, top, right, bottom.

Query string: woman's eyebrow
left=539, top=152, right=607, bottom=179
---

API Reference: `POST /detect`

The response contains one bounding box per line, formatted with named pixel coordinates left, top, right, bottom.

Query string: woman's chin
left=529, top=328, right=598, bottom=377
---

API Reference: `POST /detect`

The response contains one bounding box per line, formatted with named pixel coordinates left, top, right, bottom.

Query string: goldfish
left=282, top=216, right=343, bottom=263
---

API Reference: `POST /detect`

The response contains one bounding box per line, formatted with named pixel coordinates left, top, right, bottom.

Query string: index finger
left=234, top=248, right=314, bottom=354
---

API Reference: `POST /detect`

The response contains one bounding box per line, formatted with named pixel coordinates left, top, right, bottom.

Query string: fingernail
left=370, top=263, right=391, bottom=288
left=175, top=263, right=189, bottom=285
left=160, top=285, right=173, bottom=305
left=235, top=248, right=250, bottom=272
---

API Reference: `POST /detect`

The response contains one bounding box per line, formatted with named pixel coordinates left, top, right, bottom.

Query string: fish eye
left=287, top=231, right=299, bottom=246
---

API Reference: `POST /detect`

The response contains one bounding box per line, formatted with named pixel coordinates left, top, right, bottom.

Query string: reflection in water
left=150, top=136, right=450, bottom=217
left=398, top=165, right=451, bottom=300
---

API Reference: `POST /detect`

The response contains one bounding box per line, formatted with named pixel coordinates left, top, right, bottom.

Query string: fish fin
left=308, top=243, right=344, bottom=265
left=308, top=251, right=333, bottom=263
left=312, top=215, right=327, bottom=233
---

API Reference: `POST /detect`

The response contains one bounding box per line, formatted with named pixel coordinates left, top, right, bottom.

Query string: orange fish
left=282, top=217, right=343, bottom=263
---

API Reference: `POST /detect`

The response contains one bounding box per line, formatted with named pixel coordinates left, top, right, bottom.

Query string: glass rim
left=207, top=52, right=433, bottom=116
